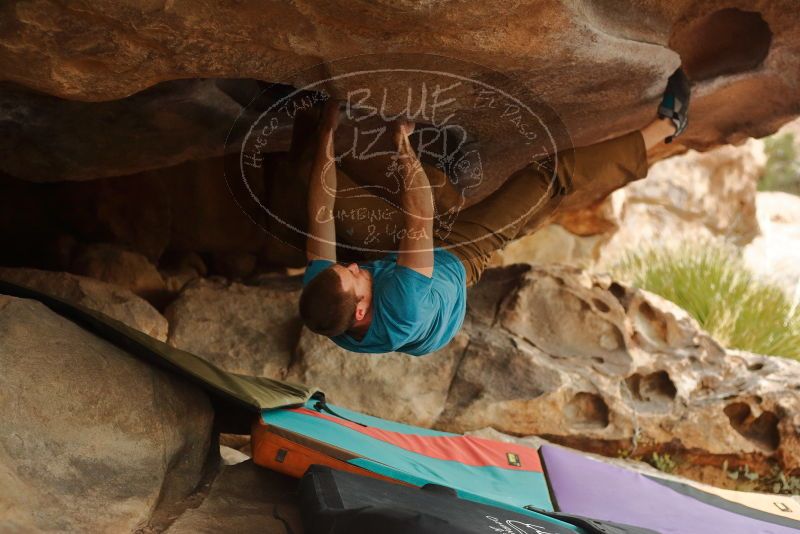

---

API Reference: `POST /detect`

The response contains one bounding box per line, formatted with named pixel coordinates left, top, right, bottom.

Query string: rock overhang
left=0, top=1, right=798, bottom=268
left=1, top=1, right=797, bottom=173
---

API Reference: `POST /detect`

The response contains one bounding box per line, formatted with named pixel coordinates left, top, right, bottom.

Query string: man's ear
left=354, top=300, right=367, bottom=322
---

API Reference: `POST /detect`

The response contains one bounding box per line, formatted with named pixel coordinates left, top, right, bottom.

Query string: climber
left=299, top=68, right=691, bottom=356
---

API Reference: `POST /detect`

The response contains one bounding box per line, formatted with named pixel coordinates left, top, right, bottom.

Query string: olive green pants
left=436, top=130, right=649, bottom=286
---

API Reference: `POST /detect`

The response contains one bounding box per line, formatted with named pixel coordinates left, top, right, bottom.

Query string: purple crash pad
left=540, top=444, right=798, bottom=534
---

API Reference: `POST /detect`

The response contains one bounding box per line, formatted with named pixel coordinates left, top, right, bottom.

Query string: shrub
left=759, top=133, right=800, bottom=195
left=612, top=242, right=800, bottom=359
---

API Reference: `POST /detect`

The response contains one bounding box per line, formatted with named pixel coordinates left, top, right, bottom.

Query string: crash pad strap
left=0, top=279, right=318, bottom=414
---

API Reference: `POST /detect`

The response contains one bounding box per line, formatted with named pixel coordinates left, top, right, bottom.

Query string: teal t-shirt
left=302, top=249, right=467, bottom=356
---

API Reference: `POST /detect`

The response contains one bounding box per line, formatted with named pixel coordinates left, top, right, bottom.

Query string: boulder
left=70, top=243, right=167, bottom=302
left=0, top=266, right=168, bottom=341
left=0, top=295, right=213, bottom=532
left=210, top=252, right=258, bottom=280
left=164, top=461, right=302, bottom=534
left=160, top=252, right=208, bottom=295
left=288, top=328, right=469, bottom=427
left=165, top=277, right=303, bottom=378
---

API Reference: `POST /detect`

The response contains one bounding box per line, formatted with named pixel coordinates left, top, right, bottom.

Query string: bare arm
left=394, top=120, right=435, bottom=277
left=306, top=100, right=340, bottom=262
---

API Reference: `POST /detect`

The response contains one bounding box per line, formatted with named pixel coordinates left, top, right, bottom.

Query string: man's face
left=332, top=263, right=372, bottom=307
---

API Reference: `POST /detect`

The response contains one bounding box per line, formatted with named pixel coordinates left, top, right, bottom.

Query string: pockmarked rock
left=0, top=266, right=168, bottom=341
left=436, top=264, right=800, bottom=475
left=0, top=296, right=213, bottom=533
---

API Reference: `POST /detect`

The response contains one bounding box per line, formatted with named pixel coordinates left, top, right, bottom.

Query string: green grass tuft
left=648, top=452, right=678, bottom=474
left=612, top=242, right=800, bottom=360
left=759, top=133, right=800, bottom=195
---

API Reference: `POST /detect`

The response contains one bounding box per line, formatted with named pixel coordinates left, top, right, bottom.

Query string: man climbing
left=299, top=68, right=691, bottom=356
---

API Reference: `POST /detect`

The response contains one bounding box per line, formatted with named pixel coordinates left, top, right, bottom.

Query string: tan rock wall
left=0, top=296, right=213, bottom=532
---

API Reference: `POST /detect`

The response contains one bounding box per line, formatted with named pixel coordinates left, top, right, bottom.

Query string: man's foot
left=657, top=67, right=691, bottom=144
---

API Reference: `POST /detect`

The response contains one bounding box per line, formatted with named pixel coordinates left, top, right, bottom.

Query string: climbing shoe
left=657, top=67, right=691, bottom=144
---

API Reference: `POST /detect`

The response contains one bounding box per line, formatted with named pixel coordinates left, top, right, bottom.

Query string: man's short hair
left=299, top=266, right=358, bottom=336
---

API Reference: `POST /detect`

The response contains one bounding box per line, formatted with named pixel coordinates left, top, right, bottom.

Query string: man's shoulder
left=433, top=248, right=467, bottom=280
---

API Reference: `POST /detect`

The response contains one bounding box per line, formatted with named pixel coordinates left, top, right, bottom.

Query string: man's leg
left=556, top=118, right=676, bottom=212
left=439, top=64, right=689, bottom=287
left=438, top=122, right=669, bottom=287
